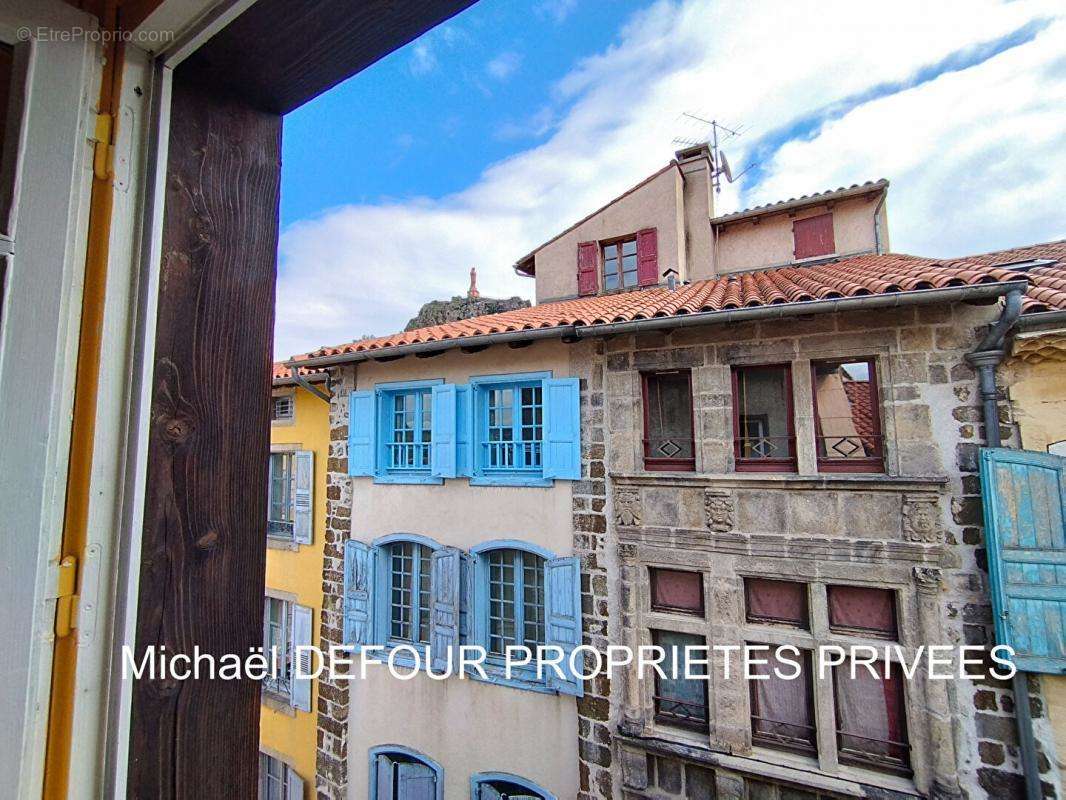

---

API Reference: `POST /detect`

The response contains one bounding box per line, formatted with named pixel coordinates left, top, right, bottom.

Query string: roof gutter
left=574, top=281, right=1027, bottom=339
left=1015, top=308, right=1066, bottom=332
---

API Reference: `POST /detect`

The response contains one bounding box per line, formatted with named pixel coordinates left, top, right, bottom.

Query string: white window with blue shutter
left=469, top=540, right=583, bottom=696
left=369, top=746, right=443, bottom=800
left=348, top=373, right=581, bottom=486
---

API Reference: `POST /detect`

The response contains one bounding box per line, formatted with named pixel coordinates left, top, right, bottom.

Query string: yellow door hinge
left=55, top=555, right=79, bottom=638
left=91, top=112, right=114, bottom=181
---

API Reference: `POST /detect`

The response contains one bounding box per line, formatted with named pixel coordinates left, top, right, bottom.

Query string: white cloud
left=535, top=0, right=578, bottom=24
left=487, top=51, right=523, bottom=81
left=275, top=0, right=1066, bottom=359
left=408, top=40, right=437, bottom=76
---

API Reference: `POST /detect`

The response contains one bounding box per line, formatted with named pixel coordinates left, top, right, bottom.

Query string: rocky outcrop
left=404, top=294, right=530, bottom=331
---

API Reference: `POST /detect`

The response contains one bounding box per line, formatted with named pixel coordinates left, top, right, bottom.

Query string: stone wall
left=570, top=302, right=1061, bottom=800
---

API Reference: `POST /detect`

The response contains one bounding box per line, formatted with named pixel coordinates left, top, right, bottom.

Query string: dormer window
left=603, top=237, right=638, bottom=290
left=792, top=212, right=835, bottom=260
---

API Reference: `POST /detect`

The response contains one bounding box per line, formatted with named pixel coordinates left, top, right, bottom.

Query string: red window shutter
left=636, top=228, right=658, bottom=286
left=793, top=213, right=835, bottom=259
left=577, top=241, right=598, bottom=296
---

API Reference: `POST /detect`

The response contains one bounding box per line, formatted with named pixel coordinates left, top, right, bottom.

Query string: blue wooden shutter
left=285, top=766, right=305, bottom=800
left=430, top=547, right=461, bottom=671
left=459, top=552, right=472, bottom=643
left=431, top=383, right=457, bottom=478
left=348, top=391, right=376, bottom=477
left=290, top=603, right=313, bottom=712
left=545, top=556, right=583, bottom=696
left=293, top=450, right=314, bottom=545
left=542, top=377, right=581, bottom=480
left=979, top=447, right=1066, bottom=673
left=396, top=762, right=436, bottom=799
left=375, top=755, right=396, bottom=800
left=456, top=384, right=473, bottom=477
left=343, top=540, right=375, bottom=648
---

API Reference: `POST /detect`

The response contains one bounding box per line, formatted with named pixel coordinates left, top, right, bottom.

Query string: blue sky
left=275, top=0, right=1065, bottom=359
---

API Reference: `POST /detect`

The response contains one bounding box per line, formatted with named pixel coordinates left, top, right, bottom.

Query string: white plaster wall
left=715, top=195, right=881, bottom=273
left=346, top=340, right=580, bottom=798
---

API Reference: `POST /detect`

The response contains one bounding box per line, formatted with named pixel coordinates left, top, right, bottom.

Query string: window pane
left=644, top=372, right=694, bottom=465
left=489, top=549, right=544, bottom=653
left=268, top=453, right=294, bottom=535
left=834, top=663, right=910, bottom=773
left=621, top=239, right=637, bottom=256
left=828, top=585, right=897, bottom=638
left=652, top=630, right=708, bottom=730
left=650, top=568, right=703, bottom=614
left=749, top=646, right=816, bottom=753
left=734, top=366, right=793, bottom=461
left=745, top=579, right=807, bottom=627
left=813, top=359, right=881, bottom=463
left=604, top=271, right=619, bottom=290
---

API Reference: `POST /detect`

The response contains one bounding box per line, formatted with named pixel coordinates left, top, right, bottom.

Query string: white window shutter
left=289, top=604, right=313, bottom=712
left=293, top=450, right=314, bottom=544
left=285, top=766, right=305, bottom=800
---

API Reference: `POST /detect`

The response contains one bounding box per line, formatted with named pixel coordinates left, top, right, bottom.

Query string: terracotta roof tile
left=305, top=252, right=1025, bottom=360
left=272, top=359, right=327, bottom=382
left=960, top=239, right=1066, bottom=313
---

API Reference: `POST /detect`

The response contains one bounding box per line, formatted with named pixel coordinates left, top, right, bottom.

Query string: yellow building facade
left=260, top=367, right=331, bottom=797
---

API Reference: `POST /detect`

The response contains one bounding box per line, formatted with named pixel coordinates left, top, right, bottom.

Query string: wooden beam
left=180, top=0, right=477, bottom=113
left=127, top=73, right=281, bottom=798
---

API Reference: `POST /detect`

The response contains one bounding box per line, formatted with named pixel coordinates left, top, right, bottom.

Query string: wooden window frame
left=271, top=394, right=294, bottom=422
left=743, top=577, right=810, bottom=629
left=386, top=541, right=433, bottom=646
left=649, top=567, right=705, bottom=616
left=384, top=388, right=433, bottom=473
left=262, top=596, right=292, bottom=700
left=600, top=233, right=639, bottom=293
left=810, top=357, right=885, bottom=473
left=641, top=370, right=696, bottom=472
left=748, top=645, right=818, bottom=757
left=267, top=452, right=295, bottom=539
left=731, top=363, right=797, bottom=472
left=832, top=662, right=912, bottom=777
left=650, top=629, right=709, bottom=733
left=827, top=585, right=899, bottom=640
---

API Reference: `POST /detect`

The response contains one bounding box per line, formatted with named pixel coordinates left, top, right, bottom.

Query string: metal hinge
left=90, top=112, right=114, bottom=181
left=55, top=555, right=79, bottom=638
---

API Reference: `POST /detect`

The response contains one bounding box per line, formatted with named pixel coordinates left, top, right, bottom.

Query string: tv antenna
left=673, top=113, right=755, bottom=193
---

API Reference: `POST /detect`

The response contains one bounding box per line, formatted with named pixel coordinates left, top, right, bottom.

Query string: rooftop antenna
left=673, top=113, right=755, bottom=193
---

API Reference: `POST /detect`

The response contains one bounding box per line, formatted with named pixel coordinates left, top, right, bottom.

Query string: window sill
left=470, top=475, right=553, bottom=488
left=611, top=472, right=948, bottom=493
left=266, top=537, right=299, bottom=551
left=260, top=691, right=295, bottom=716
left=372, top=473, right=443, bottom=485
left=468, top=663, right=559, bottom=695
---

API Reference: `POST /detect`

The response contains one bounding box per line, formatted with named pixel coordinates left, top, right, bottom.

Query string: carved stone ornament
left=902, top=492, right=944, bottom=543
left=615, top=488, right=642, bottom=526
left=704, top=489, right=735, bottom=533
left=617, top=543, right=639, bottom=563
left=913, top=566, right=944, bottom=593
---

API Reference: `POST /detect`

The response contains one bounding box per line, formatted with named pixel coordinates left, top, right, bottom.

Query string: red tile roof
left=305, top=252, right=1024, bottom=360
left=711, top=180, right=889, bottom=225
left=272, top=360, right=327, bottom=383
left=841, top=379, right=876, bottom=444
left=959, top=239, right=1066, bottom=314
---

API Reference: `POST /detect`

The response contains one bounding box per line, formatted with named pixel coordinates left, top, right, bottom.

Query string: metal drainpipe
left=965, top=288, right=1042, bottom=799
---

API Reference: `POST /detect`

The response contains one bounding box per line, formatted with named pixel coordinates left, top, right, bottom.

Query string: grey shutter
left=343, top=540, right=375, bottom=647
left=478, top=784, right=503, bottom=800
left=546, top=556, right=583, bottom=697
left=430, top=547, right=461, bottom=671
left=293, top=450, right=313, bottom=545
left=396, top=762, right=436, bottom=800
left=285, top=765, right=305, bottom=800
left=375, top=755, right=396, bottom=800
left=290, top=604, right=313, bottom=712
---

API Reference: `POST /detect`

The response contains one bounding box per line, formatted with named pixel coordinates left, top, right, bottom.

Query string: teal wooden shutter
left=343, top=540, right=375, bottom=648
left=293, top=450, right=314, bottom=545
left=431, top=383, right=457, bottom=478
left=542, top=378, right=581, bottom=480
left=430, top=547, right=461, bottom=671
left=396, top=762, right=436, bottom=799
left=290, top=603, right=313, bottom=712
left=979, top=447, right=1066, bottom=673
left=456, top=384, right=473, bottom=477
left=545, top=556, right=583, bottom=696
left=348, top=391, right=376, bottom=476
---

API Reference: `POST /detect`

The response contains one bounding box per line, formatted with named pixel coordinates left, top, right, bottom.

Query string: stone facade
left=570, top=302, right=1061, bottom=800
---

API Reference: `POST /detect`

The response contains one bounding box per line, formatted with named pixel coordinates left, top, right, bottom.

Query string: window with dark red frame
left=811, top=358, right=884, bottom=472
left=833, top=663, right=910, bottom=775
left=650, top=568, right=704, bottom=615
left=642, top=371, right=695, bottom=471
left=827, top=585, right=898, bottom=639
left=749, top=646, right=817, bottom=755
left=745, top=578, right=808, bottom=628
left=732, top=365, right=796, bottom=471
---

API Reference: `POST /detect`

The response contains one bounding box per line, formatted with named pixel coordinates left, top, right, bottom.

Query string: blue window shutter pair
left=348, top=391, right=376, bottom=477
left=979, top=447, right=1066, bottom=673
left=343, top=540, right=375, bottom=647
left=542, top=378, right=581, bottom=480
left=545, top=556, right=583, bottom=696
